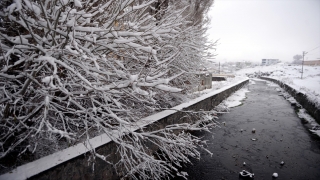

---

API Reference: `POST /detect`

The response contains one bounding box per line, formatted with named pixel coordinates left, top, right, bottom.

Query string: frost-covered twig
left=0, top=0, right=216, bottom=178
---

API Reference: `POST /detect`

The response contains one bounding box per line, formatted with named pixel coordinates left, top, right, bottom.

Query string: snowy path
left=174, top=79, right=320, bottom=180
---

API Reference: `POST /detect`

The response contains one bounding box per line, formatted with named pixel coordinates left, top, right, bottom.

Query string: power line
left=307, top=45, right=320, bottom=53
left=300, top=46, right=319, bottom=79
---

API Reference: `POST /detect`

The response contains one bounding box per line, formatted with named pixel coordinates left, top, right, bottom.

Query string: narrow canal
left=175, top=79, right=320, bottom=180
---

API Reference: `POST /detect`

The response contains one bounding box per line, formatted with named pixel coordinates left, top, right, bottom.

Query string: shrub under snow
left=0, top=0, right=215, bottom=178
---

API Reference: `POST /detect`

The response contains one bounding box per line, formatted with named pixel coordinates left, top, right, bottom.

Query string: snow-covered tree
left=0, top=0, right=216, bottom=178
left=292, top=54, right=303, bottom=64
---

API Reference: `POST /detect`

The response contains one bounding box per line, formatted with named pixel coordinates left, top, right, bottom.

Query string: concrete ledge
left=212, top=76, right=226, bottom=81
left=260, top=77, right=320, bottom=124
left=212, top=74, right=235, bottom=78
left=212, top=74, right=235, bottom=81
left=0, top=78, right=249, bottom=180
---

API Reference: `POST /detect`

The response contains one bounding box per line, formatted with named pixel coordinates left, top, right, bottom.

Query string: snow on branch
left=0, top=0, right=216, bottom=178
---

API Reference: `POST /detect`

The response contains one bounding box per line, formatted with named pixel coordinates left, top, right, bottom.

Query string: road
left=174, top=79, right=320, bottom=180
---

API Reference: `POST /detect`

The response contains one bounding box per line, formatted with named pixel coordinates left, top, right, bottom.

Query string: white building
left=261, top=59, right=279, bottom=66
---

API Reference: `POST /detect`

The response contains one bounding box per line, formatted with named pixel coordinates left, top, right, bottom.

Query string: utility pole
left=301, top=51, right=307, bottom=79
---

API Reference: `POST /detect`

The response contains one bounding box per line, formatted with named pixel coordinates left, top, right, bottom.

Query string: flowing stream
left=174, top=79, right=320, bottom=180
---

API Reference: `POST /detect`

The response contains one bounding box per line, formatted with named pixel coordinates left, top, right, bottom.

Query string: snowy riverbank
left=236, top=64, right=320, bottom=108
left=236, top=64, right=320, bottom=137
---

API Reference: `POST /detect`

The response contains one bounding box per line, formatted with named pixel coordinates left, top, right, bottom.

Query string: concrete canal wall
left=0, top=79, right=249, bottom=180
left=261, top=77, right=320, bottom=124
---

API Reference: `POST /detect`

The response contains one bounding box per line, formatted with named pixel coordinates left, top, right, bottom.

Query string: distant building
left=261, top=59, right=279, bottom=66
left=236, top=62, right=245, bottom=69
left=303, top=60, right=320, bottom=66
left=194, top=71, right=212, bottom=92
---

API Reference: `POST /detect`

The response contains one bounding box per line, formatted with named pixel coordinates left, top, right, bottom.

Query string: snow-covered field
left=236, top=64, right=320, bottom=108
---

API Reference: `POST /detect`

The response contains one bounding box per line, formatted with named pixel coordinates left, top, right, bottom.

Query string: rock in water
left=239, top=170, right=254, bottom=179
left=272, top=173, right=278, bottom=178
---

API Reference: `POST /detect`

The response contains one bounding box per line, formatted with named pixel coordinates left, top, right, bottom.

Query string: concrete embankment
left=0, top=79, right=248, bottom=180
left=260, top=77, right=320, bottom=124
left=174, top=79, right=320, bottom=180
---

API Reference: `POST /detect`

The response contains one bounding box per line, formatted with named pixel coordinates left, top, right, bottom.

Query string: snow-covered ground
left=192, top=76, right=248, bottom=95
left=236, top=64, right=320, bottom=108
left=224, top=88, right=250, bottom=108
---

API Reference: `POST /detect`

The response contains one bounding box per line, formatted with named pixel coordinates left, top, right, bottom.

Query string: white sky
left=207, top=0, right=320, bottom=63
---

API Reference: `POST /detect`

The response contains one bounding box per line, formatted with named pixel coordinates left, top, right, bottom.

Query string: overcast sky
left=207, top=0, right=320, bottom=63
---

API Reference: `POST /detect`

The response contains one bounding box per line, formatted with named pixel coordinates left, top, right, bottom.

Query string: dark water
left=174, top=80, right=320, bottom=180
